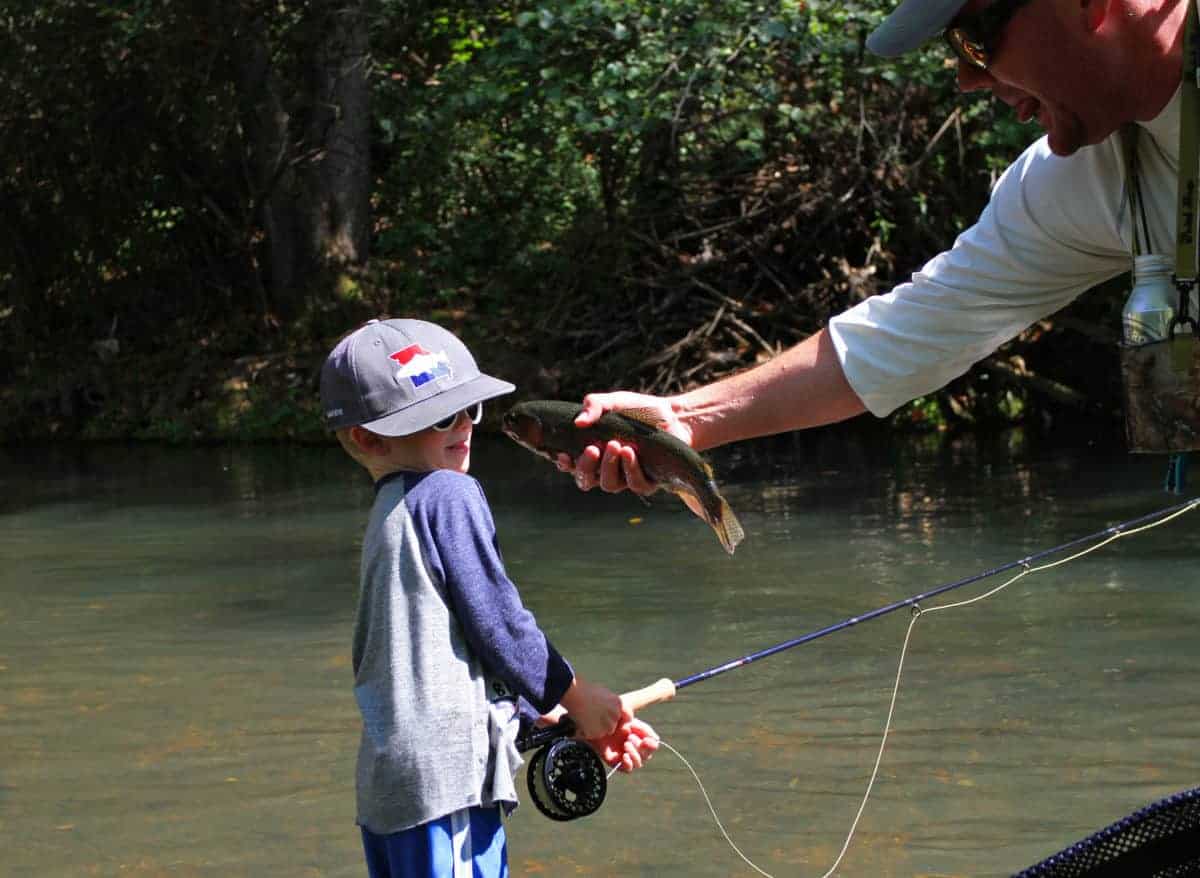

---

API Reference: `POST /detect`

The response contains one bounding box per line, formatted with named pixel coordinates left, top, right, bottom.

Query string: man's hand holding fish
left=555, top=391, right=689, bottom=495
left=562, top=329, right=864, bottom=495
left=504, top=398, right=744, bottom=553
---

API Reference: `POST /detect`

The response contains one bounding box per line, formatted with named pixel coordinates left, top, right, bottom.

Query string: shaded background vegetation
left=1, top=0, right=1126, bottom=444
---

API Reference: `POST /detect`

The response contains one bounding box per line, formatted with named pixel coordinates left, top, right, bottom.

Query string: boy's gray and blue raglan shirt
left=352, top=468, right=574, bottom=835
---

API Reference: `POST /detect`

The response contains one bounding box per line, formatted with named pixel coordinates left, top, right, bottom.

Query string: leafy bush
left=2, top=0, right=1110, bottom=441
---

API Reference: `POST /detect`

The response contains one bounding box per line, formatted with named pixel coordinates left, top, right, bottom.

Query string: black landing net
left=1016, top=786, right=1200, bottom=877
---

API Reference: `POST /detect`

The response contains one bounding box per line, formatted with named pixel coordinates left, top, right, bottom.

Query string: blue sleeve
left=407, top=471, right=575, bottom=715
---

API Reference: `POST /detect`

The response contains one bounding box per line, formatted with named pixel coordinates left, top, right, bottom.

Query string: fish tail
left=681, top=481, right=745, bottom=555
left=712, top=496, right=745, bottom=555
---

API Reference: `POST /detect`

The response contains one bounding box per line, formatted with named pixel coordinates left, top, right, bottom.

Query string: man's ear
left=1080, top=0, right=1109, bottom=33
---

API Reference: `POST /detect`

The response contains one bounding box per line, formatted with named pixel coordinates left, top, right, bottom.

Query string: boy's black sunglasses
left=432, top=402, right=483, bottom=431
left=944, top=0, right=1033, bottom=70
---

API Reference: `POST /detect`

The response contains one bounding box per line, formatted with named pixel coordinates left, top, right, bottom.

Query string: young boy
left=320, top=318, right=658, bottom=877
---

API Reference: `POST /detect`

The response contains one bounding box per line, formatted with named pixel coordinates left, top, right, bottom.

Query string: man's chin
left=1045, top=127, right=1084, bottom=157
left=1046, top=138, right=1079, bottom=157
left=1043, top=114, right=1097, bottom=158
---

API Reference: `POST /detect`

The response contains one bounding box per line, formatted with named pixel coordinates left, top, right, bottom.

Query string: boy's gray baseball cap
left=320, top=318, right=515, bottom=436
left=867, top=0, right=965, bottom=57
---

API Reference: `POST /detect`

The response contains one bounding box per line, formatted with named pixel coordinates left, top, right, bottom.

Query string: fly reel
left=526, top=738, right=607, bottom=821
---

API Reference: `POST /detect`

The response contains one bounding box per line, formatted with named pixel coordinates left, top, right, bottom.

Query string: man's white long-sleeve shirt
left=829, top=84, right=1186, bottom=417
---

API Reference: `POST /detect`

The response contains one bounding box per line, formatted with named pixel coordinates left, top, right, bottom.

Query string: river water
left=2, top=430, right=1197, bottom=877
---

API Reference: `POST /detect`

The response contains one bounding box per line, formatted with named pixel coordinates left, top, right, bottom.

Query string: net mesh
left=1016, top=786, right=1200, bottom=877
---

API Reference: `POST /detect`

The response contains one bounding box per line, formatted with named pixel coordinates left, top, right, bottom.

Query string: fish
left=501, top=399, right=745, bottom=555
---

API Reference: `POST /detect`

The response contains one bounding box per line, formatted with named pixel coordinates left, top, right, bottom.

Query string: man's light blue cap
left=867, top=0, right=968, bottom=57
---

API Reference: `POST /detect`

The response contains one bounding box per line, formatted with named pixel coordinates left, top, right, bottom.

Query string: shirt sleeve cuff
left=529, top=642, right=574, bottom=715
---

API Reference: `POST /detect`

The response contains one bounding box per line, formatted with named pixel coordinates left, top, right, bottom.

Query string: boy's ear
left=349, top=425, right=390, bottom=456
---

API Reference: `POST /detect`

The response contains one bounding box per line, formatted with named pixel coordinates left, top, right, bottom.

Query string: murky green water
left=2, top=432, right=1197, bottom=877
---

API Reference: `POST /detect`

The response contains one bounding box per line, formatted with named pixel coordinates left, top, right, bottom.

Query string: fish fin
left=675, top=490, right=707, bottom=520
left=618, top=407, right=671, bottom=431
left=671, top=489, right=744, bottom=555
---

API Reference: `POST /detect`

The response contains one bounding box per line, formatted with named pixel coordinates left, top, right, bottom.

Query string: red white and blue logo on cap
left=390, top=344, right=452, bottom=388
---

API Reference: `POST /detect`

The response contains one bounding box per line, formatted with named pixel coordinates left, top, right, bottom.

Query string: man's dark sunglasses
left=944, top=0, right=1034, bottom=70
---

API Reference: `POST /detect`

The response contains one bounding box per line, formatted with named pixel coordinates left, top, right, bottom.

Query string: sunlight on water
left=1, top=435, right=1197, bottom=877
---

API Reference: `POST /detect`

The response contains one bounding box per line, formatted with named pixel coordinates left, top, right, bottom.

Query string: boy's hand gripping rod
left=519, top=496, right=1200, bottom=752
left=520, top=678, right=677, bottom=751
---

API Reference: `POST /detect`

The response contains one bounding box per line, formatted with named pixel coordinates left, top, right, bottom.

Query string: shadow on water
left=2, top=429, right=1197, bottom=877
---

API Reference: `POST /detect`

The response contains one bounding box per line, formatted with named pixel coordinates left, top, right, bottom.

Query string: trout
left=501, top=399, right=745, bottom=555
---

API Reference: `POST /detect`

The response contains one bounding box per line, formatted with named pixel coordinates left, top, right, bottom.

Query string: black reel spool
left=526, top=738, right=607, bottom=821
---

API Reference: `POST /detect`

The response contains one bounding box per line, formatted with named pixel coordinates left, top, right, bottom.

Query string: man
left=564, top=0, right=1197, bottom=494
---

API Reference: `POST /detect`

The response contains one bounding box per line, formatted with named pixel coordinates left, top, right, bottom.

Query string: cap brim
left=866, top=0, right=964, bottom=57
left=361, top=373, right=516, bottom=437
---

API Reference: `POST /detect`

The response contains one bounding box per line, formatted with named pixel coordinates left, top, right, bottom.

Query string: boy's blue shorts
left=360, top=805, right=508, bottom=878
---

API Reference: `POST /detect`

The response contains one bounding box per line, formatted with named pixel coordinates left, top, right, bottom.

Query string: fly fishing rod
left=520, top=496, right=1200, bottom=821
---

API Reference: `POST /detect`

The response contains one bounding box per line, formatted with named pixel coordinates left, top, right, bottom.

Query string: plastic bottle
left=1122, top=254, right=1176, bottom=346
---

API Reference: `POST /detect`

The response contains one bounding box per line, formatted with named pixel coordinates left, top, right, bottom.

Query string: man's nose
left=956, top=60, right=994, bottom=93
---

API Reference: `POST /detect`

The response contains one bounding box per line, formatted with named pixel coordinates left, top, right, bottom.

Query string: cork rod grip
left=620, top=677, right=676, bottom=713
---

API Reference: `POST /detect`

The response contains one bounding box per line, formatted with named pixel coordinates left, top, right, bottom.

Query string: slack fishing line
left=521, top=496, right=1200, bottom=875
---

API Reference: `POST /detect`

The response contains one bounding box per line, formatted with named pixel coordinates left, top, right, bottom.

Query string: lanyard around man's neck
left=1175, top=0, right=1199, bottom=308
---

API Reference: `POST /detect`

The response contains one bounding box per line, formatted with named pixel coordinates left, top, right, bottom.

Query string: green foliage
left=212, top=383, right=324, bottom=443
left=892, top=395, right=949, bottom=433
left=4, top=0, right=1090, bottom=442
left=372, top=0, right=1005, bottom=335
left=362, top=0, right=1072, bottom=424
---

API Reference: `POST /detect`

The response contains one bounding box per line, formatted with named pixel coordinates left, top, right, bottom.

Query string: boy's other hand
left=586, top=713, right=660, bottom=773
left=559, top=676, right=622, bottom=740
